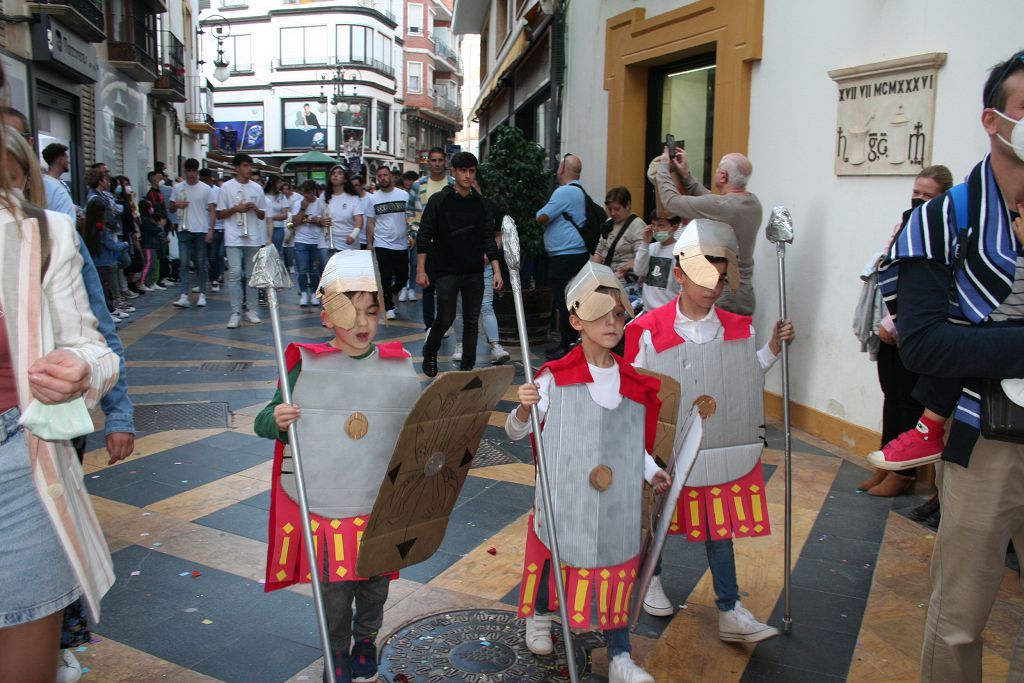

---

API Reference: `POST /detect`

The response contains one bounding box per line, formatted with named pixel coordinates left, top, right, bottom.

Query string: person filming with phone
left=652, top=140, right=762, bottom=315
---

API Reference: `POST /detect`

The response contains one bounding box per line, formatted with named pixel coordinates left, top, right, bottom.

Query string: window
left=228, top=35, right=252, bottom=72
left=408, top=3, right=423, bottom=34
left=378, top=34, right=392, bottom=69
left=427, top=9, right=434, bottom=39
left=280, top=26, right=327, bottom=66
left=495, top=0, right=509, bottom=45
left=427, top=65, right=435, bottom=97
left=377, top=102, right=389, bottom=146
left=338, top=25, right=374, bottom=65
left=408, top=61, right=422, bottom=93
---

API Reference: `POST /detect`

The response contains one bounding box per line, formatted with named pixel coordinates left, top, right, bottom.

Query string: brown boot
left=867, top=471, right=914, bottom=497
left=857, top=468, right=887, bottom=491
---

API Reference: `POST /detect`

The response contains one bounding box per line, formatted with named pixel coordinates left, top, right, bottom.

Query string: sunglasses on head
left=985, top=52, right=1024, bottom=109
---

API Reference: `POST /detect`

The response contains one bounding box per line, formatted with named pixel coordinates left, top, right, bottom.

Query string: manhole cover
left=133, top=402, right=230, bottom=432
left=471, top=440, right=518, bottom=468
left=200, top=361, right=253, bottom=372
left=378, top=609, right=599, bottom=682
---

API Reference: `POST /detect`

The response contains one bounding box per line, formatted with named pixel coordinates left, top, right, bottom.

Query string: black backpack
left=562, top=182, right=605, bottom=254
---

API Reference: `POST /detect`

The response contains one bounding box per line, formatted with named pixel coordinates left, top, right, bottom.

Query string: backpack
left=562, top=182, right=605, bottom=254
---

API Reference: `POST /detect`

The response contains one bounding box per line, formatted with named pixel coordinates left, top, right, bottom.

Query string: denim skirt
left=0, top=408, right=81, bottom=626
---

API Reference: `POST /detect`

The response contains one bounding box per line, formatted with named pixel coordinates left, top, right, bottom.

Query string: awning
left=469, top=31, right=529, bottom=121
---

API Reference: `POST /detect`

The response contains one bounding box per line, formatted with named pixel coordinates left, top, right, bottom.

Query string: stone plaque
left=828, top=52, right=946, bottom=176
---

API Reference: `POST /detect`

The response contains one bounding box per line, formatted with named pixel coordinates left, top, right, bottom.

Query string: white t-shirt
left=209, top=185, right=226, bottom=231
left=634, top=227, right=683, bottom=312
left=170, top=180, right=214, bottom=234
left=218, top=178, right=267, bottom=247
left=357, top=193, right=374, bottom=245
left=268, top=192, right=292, bottom=229
left=293, top=196, right=326, bottom=246
left=370, top=187, right=411, bottom=250
left=324, top=191, right=363, bottom=250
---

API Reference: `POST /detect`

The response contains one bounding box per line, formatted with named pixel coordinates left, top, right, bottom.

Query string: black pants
left=877, top=341, right=925, bottom=445
left=548, top=252, right=591, bottom=348
left=424, top=272, right=484, bottom=368
left=374, top=247, right=409, bottom=311
left=421, top=257, right=436, bottom=330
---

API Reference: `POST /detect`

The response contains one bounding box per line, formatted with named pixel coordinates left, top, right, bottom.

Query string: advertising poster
left=213, top=104, right=264, bottom=152
left=342, top=125, right=364, bottom=175
left=283, top=100, right=327, bottom=150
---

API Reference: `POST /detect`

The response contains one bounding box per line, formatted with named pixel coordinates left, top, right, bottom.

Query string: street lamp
left=318, top=67, right=361, bottom=156
left=198, top=16, right=233, bottom=83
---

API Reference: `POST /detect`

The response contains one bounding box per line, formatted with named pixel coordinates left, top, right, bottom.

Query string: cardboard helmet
left=671, top=219, right=740, bottom=292
left=565, top=261, right=633, bottom=321
left=316, top=250, right=386, bottom=329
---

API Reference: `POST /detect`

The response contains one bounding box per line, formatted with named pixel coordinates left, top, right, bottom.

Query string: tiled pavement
left=72, top=282, right=1023, bottom=682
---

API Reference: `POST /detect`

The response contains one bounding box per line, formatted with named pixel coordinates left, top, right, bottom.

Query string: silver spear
left=250, top=246, right=336, bottom=682
left=765, top=205, right=794, bottom=633
left=501, top=216, right=578, bottom=683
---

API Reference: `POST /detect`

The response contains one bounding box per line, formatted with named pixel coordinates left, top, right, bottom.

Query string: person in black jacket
left=416, top=151, right=503, bottom=377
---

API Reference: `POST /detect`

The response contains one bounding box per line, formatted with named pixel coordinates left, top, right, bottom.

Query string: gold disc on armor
left=694, top=395, right=717, bottom=420
left=345, top=412, right=369, bottom=440
left=589, top=465, right=613, bottom=492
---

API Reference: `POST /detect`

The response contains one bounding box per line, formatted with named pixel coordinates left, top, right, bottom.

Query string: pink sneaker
left=867, top=421, right=944, bottom=471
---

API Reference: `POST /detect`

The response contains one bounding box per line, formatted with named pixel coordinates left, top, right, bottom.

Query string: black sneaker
left=908, top=495, right=939, bottom=522
left=422, top=350, right=438, bottom=377
left=459, top=358, right=476, bottom=372
left=350, top=639, right=377, bottom=683
left=258, top=291, right=267, bottom=306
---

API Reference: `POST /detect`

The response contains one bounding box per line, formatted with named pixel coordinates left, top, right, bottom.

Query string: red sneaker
left=867, top=421, right=944, bottom=470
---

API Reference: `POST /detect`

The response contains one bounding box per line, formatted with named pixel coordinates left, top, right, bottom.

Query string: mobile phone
left=665, top=134, right=676, bottom=160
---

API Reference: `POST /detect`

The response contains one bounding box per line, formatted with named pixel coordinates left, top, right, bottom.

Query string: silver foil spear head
left=765, top=206, right=794, bottom=244
left=249, top=245, right=293, bottom=290
left=502, top=215, right=521, bottom=271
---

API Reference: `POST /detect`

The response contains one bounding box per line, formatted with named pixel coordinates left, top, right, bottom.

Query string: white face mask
left=994, top=109, right=1024, bottom=162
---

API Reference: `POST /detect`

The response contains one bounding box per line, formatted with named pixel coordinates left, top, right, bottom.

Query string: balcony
left=272, top=57, right=395, bottom=79
left=26, top=0, right=106, bottom=42
left=433, top=94, right=462, bottom=122
left=186, top=112, right=216, bottom=134
left=431, top=36, right=461, bottom=73
left=108, top=16, right=159, bottom=81
left=152, top=32, right=186, bottom=102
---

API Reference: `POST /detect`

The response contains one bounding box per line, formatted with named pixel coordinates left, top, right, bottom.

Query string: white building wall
left=562, top=0, right=1020, bottom=438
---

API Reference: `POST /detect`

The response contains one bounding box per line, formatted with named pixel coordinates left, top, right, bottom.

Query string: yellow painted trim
left=764, top=391, right=881, bottom=456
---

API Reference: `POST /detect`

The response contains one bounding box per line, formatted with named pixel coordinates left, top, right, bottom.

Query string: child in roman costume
left=624, top=219, right=794, bottom=644
left=506, top=262, right=671, bottom=683
left=254, top=250, right=420, bottom=683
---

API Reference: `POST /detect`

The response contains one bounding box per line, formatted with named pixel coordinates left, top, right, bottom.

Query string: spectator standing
left=593, top=186, right=646, bottom=284
left=322, top=166, right=363, bottom=252
left=367, top=166, right=410, bottom=320
left=201, top=169, right=224, bottom=292
left=408, top=149, right=455, bottom=327
left=535, top=153, right=592, bottom=359
left=416, top=151, right=503, bottom=376
left=160, top=169, right=180, bottom=284
left=265, top=175, right=290, bottom=261
left=291, top=179, right=328, bottom=307
left=144, top=171, right=173, bottom=287
left=634, top=212, right=684, bottom=313
left=351, top=174, right=375, bottom=250
left=216, top=153, right=267, bottom=329
left=878, top=50, right=1024, bottom=681
left=170, top=159, right=214, bottom=309
left=401, top=170, right=419, bottom=192
left=279, top=180, right=297, bottom=272
left=41, top=143, right=79, bottom=224
left=655, top=150, right=762, bottom=315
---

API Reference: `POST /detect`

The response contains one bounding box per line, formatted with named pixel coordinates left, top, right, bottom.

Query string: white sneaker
left=197, top=294, right=207, bottom=307
left=245, top=310, right=261, bottom=324
left=490, top=343, right=511, bottom=364
left=524, top=614, right=553, bottom=655
left=227, top=312, right=241, bottom=329
left=123, top=289, right=139, bottom=299
left=386, top=309, right=397, bottom=320
left=452, top=342, right=463, bottom=362
left=160, top=278, right=175, bottom=287
left=310, top=295, right=321, bottom=307
left=117, top=303, right=136, bottom=313
left=408, top=288, right=418, bottom=301
left=152, top=282, right=167, bottom=290
left=56, top=649, right=82, bottom=683
left=642, top=575, right=674, bottom=617
left=211, top=282, right=221, bottom=293
left=398, top=287, right=408, bottom=302
left=191, top=286, right=200, bottom=293
left=173, top=294, right=190, bottom=308
left=424, top=327, right=431, bottom=341
left=112, top=309, right=130, bottom=319
left=444, top=327, right=452, bottom=339
left=608, top=653, right=654, bottom=683
left=719, top=601, right=780, bottom=643
left=299, top=292, right=310, bottom=307
left=138, top=283, right=153, bottom=292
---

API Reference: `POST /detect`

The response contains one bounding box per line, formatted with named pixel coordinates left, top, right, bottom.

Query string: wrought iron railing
left=36, top=0, right=105, bottom=33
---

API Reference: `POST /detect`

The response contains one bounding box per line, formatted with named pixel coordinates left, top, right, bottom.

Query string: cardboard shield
left=634, top=369, right=681, bottom=468
left=356, top=365, right=515, bottom=577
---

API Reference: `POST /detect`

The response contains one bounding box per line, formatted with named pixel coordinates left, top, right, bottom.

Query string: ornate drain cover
left=378, top=609, right=601, bottom=682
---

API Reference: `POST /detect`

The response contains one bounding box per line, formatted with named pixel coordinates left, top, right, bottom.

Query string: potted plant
left=480, top=125, right=553, bottom=347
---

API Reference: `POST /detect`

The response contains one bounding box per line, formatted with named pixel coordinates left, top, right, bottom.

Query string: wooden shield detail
left=634, top=368, right=681, bottom=469
left=356, top=364, right=515, bottom=577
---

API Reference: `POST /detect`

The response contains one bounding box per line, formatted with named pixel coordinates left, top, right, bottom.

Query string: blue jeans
left=548, top=252, right=591, bottom=348
left=454, top=263, right=500, bottom=344
left=207, top=230, right=225, bottom=282
left=272, top=226, right=285, bottom=257
left=177, top=230, right=208, bottom=296
left=294, top=242, right=319, bottom=294
left=534, top=559, right=632, bottom=657
left=226, top=245, right=260, bottom=315
left=654, top=522, right=739, bottom=612
left=407, top=243, right=418, bottom=289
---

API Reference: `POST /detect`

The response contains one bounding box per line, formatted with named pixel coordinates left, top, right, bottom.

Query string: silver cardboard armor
left=282, top=347, right=422, bottom=518
left=534, top=383, right=646, bottom=568
left=643, top=334, right=763, bottom=487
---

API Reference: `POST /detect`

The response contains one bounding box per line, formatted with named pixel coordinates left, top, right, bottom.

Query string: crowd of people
left=2, top=49, right=1023, bottom=683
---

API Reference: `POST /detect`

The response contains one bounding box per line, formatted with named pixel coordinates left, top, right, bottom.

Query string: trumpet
left=323, top=204, right=335, bottom=251
left=236, top=189, right=249, bottom=238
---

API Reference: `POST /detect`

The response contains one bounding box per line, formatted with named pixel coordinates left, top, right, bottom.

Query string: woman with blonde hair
left=4, top=123, right=46, bottom=207
left=0, top=65, right=120, bottom=681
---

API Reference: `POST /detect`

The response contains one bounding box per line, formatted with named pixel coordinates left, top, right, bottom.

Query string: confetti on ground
left=89, top=637, right=102, bottom=644
left=174, top=462, right=182, bottom=465
left=142, top=512, right=151, bottom=516
left=298, top=676, right=309, bottom=681
left=487, top=546, right=497, bottom=555
left=201, top=619, right=213, bottom=625
left=130, top=570, right=140, bottom=576
left=181, top=480, right=189, bottom=484
left=76, top=646, right=88, bottom=653
left=258, top=579, right=266, bottom=584
left=82, top=668, right=90, bottom=674
left=90, top=475, right=100, bottom=479
left=191, top=570, right=202, bottom=578
left=129, top=470, right=137, bottom=474
left=184, top=608, right=198, bottom=613
left=140, top=532, right=150, bottom=537
left=152, top=542, right=162, bottom=547
left=179, top=572, right=191, bottom=577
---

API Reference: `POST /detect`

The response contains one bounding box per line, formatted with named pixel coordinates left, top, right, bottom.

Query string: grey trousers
left=920, top=438, right=1024, bottom=682
left=321, top=575, right=390, bottom=655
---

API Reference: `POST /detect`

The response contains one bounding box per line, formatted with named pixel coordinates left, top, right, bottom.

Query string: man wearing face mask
left=877, top=50, right=1024, bottom=682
